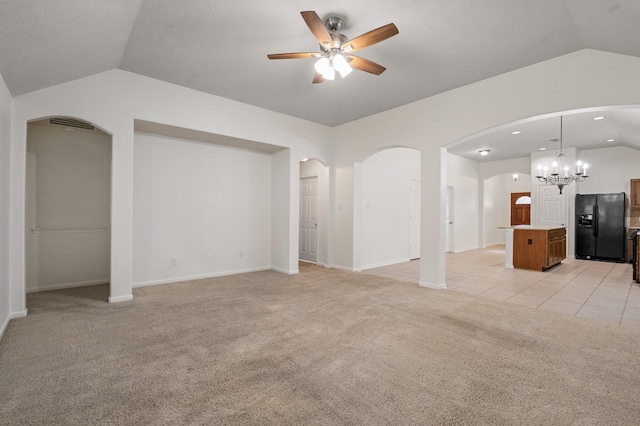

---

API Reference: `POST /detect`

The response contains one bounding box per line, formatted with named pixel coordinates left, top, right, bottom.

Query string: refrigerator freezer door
left=575, top=194, right=596, bottom=258
left=595, top=193, right=626, bottom=260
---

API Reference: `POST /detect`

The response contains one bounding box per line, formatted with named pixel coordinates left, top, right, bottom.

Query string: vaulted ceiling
left=2, top=1, right=640, bottom=159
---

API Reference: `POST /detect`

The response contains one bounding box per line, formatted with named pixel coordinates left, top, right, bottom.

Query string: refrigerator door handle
left=593, top=208, right=598, bottom=237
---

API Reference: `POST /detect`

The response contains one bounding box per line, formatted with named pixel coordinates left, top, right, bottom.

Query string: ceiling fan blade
left=343, top=23, right=399, bottom=53
left=312, top=73, right=325, bottom=84
left=346, top=56, right=387, bottom=75
left=301, top=11, right=333, bottom=49
left=267, top=52, right=320, bottom=60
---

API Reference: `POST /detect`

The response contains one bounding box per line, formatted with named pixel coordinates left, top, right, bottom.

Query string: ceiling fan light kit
left=267, top=11, right=398, bottom=84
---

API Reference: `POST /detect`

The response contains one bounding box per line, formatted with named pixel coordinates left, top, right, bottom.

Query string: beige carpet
left=1, top=264, right=640, bottom=425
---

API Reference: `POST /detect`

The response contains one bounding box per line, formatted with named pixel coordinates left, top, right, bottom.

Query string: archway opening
left=25, top=117, right=112, bottom=300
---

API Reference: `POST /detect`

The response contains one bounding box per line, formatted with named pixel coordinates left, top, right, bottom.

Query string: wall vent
left=48, top=117, right=95, bottom=131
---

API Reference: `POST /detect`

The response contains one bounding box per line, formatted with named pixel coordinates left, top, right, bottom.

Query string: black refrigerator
left=575, top=193, right=626, bottom=262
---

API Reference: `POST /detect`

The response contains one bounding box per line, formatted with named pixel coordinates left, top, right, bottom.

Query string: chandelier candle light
left=535, top=116, right=589, bottom=194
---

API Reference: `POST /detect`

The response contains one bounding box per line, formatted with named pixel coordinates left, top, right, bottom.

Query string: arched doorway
left=25, top=117, right=112, bottom=298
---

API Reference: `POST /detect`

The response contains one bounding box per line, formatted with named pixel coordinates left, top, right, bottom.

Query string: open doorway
left=26, top=117, right=111, bottom=297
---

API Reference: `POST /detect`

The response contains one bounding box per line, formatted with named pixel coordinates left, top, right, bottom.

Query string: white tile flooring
left=362, top=246, right=640, bottom=329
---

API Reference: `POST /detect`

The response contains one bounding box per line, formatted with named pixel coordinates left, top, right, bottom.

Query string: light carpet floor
left=1, top=264, right=640, bottom=425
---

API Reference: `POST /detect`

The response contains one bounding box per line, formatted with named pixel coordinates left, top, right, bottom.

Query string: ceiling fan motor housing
left=325, top=16, right=343, bottom=32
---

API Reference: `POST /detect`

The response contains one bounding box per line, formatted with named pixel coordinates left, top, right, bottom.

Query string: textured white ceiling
left=1, top=0, right=640, bottom=155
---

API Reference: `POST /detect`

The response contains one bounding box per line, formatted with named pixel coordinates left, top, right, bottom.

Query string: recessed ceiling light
left=606, top=139, right=615, bottom=142
left=593, top=116, right=605, bottom=121
left=511, top=131, right=521, bottom=135
left=479, top=149, right=490, bottom=156
left=539, top=147, right=547, bottom=151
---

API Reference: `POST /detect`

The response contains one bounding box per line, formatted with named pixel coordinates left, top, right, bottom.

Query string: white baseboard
left=109, top=294, right=134, bottom=303
left=361, top=257, right=411, bottom=271
left=132, top=266, right=272, bottom=288
left=453, top=245, right=480, bottom=253
left=0, top=316, right=8, bottom=341
left=26, top=279, right=109, bottom=293
left=328, top=264, right=357, bottom=272
left=272, top=267, right=299, bottom=275
left=10, top=310, right=28, bottom=319
left=419, top=281, right=447, bottom=290
left=1, top=310, right=28, bottom=342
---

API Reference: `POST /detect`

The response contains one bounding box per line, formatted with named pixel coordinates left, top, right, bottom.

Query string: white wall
left=576, top=146, right=640, bottom=228
left=360, top=148, right=420, bottom=269
left=483, top=173, right=532, bottom=246
left=333, top=50, right=640, bottom=288
left=0, top=72, right=12, bottom=339
left=271, top=148, right=297, bottom=274
left=26, top=124, right=111, bottom=292
left=11, top=69, right=331, bottom=310
left=9, top=49, right=640, bottom=307
left=446, top=154, right=480, bottom=252
left=133, top=132, right=273, bottom=285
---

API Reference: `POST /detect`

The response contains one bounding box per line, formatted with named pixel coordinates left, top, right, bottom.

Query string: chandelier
left=535, top=116, right=589, bottom=194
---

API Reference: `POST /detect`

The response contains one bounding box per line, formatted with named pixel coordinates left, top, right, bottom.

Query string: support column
left=109, top=127, right=134, bottom=303
left=419, top=146, right=446, bottom=289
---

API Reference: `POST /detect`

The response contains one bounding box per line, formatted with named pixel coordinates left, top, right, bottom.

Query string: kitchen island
left=499, top=226, right=567, bottom=271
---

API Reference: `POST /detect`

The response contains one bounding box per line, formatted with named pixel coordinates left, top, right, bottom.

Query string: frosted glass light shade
left=333, top=54, right=352, bottom=77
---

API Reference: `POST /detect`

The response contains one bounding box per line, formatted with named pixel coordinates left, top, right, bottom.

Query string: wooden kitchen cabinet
left=631, top=179, right=640, bottom=208
left=513, top=227, right=566, bottom=271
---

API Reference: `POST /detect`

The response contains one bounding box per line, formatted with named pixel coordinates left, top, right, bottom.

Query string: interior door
left=409, top=180, right=421, bottom=259
left=446, top=186, right=453, bottom=252
left=510, top=192, right=531, bottom=226
left=299, top=177, right=318, bottom=263
left=537, top=185, right=566, bottom=228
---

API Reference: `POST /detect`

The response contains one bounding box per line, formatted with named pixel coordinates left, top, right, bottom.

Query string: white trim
left=272, top=267, right=299, bottom=275
left=329, top=264, right=357, bottom=272
left=0, top=316, right=8, bottom=341
left=31, top=227, right=109, bottom=234
left=453, top=245, right=480, bottom=253
left=108, top=294, right=133, bottom=303
left=1, top=310, right=28, bottom=341
left=132, top=266, right=272, bottom=288
left=26, top=279, right=109, bottom=293
left=360, top=257, right=411, bottom=271
left=10, top=310, right=28, bottom=319
left=419, top=281, right=447, bottom=290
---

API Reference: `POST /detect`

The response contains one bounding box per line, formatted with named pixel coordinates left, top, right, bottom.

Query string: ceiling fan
left=267, top=11, right=399, bottom=84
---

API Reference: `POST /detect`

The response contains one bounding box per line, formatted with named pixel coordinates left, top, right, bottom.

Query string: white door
left=537, top=185, right=567, bottom=227
left=409, top=180, right=421, bottom=259
left=446, top=186, right=454, bottom=252
left=299, top=177, right=318, bottom=263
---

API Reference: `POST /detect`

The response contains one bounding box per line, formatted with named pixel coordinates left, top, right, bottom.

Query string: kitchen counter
left=498, top=225, right=566, bottom=230
left=500, top=226, right=567, bottom=270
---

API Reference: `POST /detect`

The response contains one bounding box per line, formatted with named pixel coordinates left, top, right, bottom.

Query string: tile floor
left=362, top=245, right=640, bottom=329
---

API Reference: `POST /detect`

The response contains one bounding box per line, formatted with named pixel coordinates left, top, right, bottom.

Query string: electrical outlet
left=208, top=255, right=213, bottom=262
left=171, top=257, right=177, bottom=265
left=239, top=251, right=244, bottom=259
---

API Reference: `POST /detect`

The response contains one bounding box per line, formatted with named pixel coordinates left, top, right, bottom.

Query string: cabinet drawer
left=548, top=228, right=566, bottom=238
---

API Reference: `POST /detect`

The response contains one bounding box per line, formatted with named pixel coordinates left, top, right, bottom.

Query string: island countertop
left=498, top=225, right=566, bottom=231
